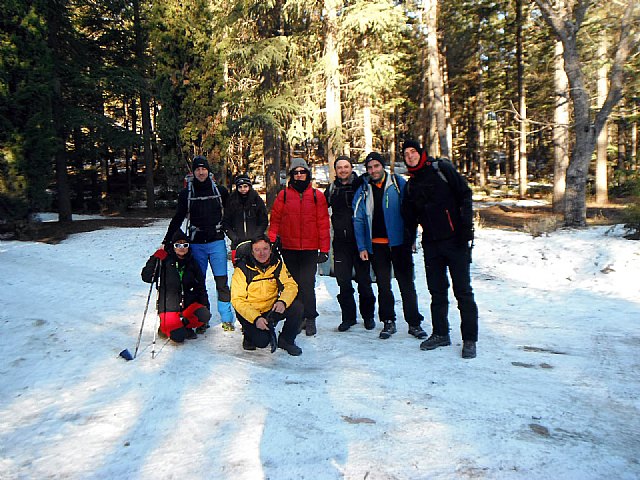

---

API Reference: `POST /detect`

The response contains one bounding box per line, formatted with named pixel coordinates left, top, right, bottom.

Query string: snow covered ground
left=0, top=218, right=639, bottom=479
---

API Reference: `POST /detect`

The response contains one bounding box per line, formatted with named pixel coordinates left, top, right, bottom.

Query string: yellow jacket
left=231, top=257, right=298, bottom=323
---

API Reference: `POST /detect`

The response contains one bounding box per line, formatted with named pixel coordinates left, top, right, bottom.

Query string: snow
left=1, top=219, right=639, bottom=479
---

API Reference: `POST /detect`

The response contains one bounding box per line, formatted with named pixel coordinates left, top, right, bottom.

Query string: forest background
left=1, top=0, right=639, bottom=237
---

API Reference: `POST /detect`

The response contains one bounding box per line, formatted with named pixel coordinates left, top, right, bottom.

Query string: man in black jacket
left=325, top=156, right=376, bottom=332
left=401, top=140, right=479, bottom=359
left=163, top=156, right=233, bottom=333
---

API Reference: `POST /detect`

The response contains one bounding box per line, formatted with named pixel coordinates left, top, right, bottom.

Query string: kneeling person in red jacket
left=141, top=229, right=212, bottom=343
left=231, top=235, right=304, bottom=356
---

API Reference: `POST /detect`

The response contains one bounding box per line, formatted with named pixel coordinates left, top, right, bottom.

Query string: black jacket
left=324, top=173, right=364, bottom=245
left=402, top=158, right=473, bottom=243
left=222, top=188, right=268, bottom=249
left=141, top=250, right=209, bottom=313
left=164, top=177, right=229, bottom=245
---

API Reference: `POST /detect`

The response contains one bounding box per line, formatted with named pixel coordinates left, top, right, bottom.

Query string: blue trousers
left=191, top=240, right=234, bottom=324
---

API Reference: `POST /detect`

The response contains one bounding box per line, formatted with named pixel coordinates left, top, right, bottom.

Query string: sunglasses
left=173, top=242, right=190, bottom=249
left=292, top=169, right=307, bottom=176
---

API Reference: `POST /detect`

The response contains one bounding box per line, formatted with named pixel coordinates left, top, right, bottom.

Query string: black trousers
left=237, top=299, right=304, bottom=347
left=423, top=238, right=478, bottom=341
left=282, top=249, right=319, bottom=320
left=333, top=241, right=375, bottom=323
left=370, top=243, right=423, bottom=326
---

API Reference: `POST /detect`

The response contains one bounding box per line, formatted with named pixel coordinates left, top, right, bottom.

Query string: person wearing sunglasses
left=268, top=157, right=330, bottom=337
left=142, top=229, right=212, bottom=343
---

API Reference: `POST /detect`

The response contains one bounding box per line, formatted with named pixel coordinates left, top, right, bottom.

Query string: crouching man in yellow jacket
left=231, top=234, right=304, bottom=356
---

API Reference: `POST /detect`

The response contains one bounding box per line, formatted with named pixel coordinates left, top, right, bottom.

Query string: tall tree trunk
left=423, top=0, right=450, bottom=158
left=595, top=38, right=609, bottom=205
left=516, top=0, right=528, bottom=198
left=631, top=102, right=638, bottom=169
left=324, top=0, right=342, bottom=181
left=553, top=41, right=570, bottom=213
left=48, top=0, right=72, bottom=223
left=363, top=98, right=373, bottom=154
left=264, top=124, right=280, bottom=209
left=534, top=0, right=638, bottom=226
left=133, top=0, right=154, bottom=210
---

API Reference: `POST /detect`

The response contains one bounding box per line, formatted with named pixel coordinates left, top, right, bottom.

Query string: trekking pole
left=151, top=259, right=163, bottom=359
left=133, top=258, right=160, bottom=359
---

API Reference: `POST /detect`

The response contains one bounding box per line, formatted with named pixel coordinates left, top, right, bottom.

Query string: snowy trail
left=0, top=221, right=639, bottom=479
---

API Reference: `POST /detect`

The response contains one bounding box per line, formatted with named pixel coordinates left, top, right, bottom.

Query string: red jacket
left=268, top=185, right=330, bottom=252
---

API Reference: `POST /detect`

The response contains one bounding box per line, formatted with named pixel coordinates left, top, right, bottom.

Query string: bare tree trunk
left=325, top=0, right=342, bottom=181
left=264, top=125, right=280, bottom=209
left=553, top=41, right=570, bottom=213
left=423, top=0, right=450, bottom=158
left=47, top=0, right=72, bottom=222
left=516, top=0, right=528, bottom=198
left=534, top=0, right=638, bottom=226
left=363, top=99, right=373, bottom=154
left=133, top=0, right=154, bottom=210
left=631, top=102, right=638, bottom=169
left=595, top=38, right=609, bottom=205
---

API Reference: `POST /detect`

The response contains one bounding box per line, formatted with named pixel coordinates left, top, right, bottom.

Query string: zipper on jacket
left=445, top=209, right=455, bottom=231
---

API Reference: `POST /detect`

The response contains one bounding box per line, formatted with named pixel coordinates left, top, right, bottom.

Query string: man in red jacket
left=268, top=158, right=330, bottom=336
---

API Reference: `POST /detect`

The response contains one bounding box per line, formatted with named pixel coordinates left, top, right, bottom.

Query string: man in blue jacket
left=353, top=152, right=426, bottom=340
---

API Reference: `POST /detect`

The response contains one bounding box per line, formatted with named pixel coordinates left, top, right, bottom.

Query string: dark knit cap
left=334, top=155, right=353, bottom=169
left=171, top=228, right=189, bottom=243
left=402, top=139, right=423, bottom=156
left=364, top=152, right=386, bottom=168
left=234, top=173, right=252, bottom=188
left=192, top=155, right=210, bottom=171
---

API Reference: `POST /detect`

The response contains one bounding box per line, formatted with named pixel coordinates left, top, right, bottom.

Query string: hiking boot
left=298, top=318, right=306, bottom=334
left=242, top=336, right=256, bottom=351
left=364, top=318, right=376, bottom=330
left=184, top=328, right=197, bottom=340
left=278, top=336, right=303, bottom=356
left=379, top=320, right=396, bottom=339
left=337, top=319, right=357, bottom=332
left=305, top=318, right=317, bottom=336
left=195, top=323, right=209, bottom=335
left=420, top=334, right=451, bottom=351
left=462, top=341, right=477, bottom=359
left=408, top=325, right=428, bottom=339
left=221, top=322, right=235, bottom=332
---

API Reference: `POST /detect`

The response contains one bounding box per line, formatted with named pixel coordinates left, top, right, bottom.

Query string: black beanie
left=364, top=152, right=386, bottom=168
left=171, top=229, right=189, bottom=243
left=402, top=140, right=422, bottom=156
left=334, top=155, right=353, bottom=169
left=192, top=155, right=210, bottom=172
left=234, top=173, right=252, bottom=188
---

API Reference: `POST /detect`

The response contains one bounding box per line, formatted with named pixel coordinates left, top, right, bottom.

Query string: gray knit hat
left=289, top=157, right=310, bottom=175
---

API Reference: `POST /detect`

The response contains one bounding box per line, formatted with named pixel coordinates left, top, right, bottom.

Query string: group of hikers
left=141, top=140, right=479, bottom=359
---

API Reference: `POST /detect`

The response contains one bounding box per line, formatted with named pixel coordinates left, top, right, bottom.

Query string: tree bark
left=423, top=0, right=450, bottom=158
left=553, top=41, right=570, bottom=213
left=516, top=0, right=528, bottom=198
left=534, top=0, right=639, bottom=226
left=47, top=0, right=72, bottom=223
left=595, top=38, right=609, bottom=205
left=324, top=0, right=342, bottom=181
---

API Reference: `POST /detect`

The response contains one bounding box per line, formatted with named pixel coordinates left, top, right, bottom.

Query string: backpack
left=183, top=172, right=224, bottom=240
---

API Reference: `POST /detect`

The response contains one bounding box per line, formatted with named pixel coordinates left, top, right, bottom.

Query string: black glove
left=317, top=252, right=329, bottom=264
left=458, top=226, right=474, bottom=243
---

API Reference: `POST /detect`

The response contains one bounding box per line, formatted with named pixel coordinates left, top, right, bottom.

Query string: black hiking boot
left=278, top=336, right=303, bottom=356
left=305, top=318, right=317, bottom=336
left=195, top=323, right=210, bottom=335
left=379, top=320, right=396, bottom=339
left=184, top=328, right=197, bottom=340
left=242, top=336, right=256, bottom=351
left=461, top=341, right=477, bottom=359
left=363, top=318, right=376, bottom=330
left=420, top=334, right=451, bottom=351
left=337, top=319, right=357, bottom=332
left=408, top=325, right=428, bottom=339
